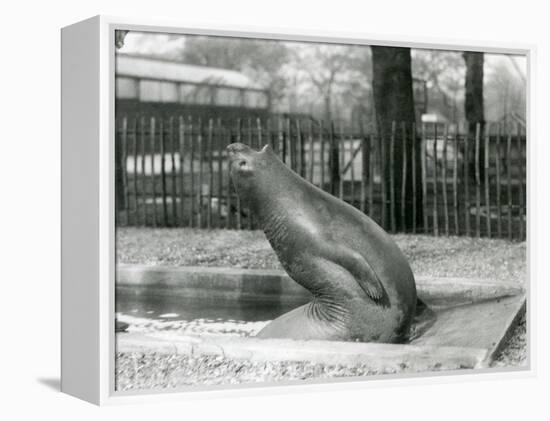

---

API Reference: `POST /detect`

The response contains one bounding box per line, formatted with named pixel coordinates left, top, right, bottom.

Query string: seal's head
left=227, top=143, right=278, bottom=202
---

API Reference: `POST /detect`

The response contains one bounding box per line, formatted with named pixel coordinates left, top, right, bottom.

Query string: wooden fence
left=115, top=116, right=526, bottom=240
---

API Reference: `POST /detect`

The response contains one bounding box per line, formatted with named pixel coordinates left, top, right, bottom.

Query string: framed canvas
left=61, top=15, right=532, bottom=405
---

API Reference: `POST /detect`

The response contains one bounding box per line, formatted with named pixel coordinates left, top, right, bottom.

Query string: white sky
left=119, top=31, right=527, bottom=84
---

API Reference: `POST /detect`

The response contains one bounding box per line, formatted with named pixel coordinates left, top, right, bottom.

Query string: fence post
left=159, top=118, right=168, bottom=226
left=474, top=122, right=481, bottom=238
left=218, top=118, right=224, bottom=228
left=421, top=123, right=428, bottom=234
left=348, top=129, right=356, bottom=207
left=463, top=122, right=470, bottom=236
left=330, top=121, right=339, bottom=197
left=189, top=116, right=195, bottom=228
left=389, top=121, right=396, bottom=233
left=432, top=123, right=439, bottom=236
left=484, top=122, right=491, bottom=238
left=320, top=120, right=325, bottom=190
left=207, top=118, right=214, bottom=229
left=178, top=116, right=186, bottom=227
left=235, top=119, right=242, bottom=230
left=339, top=122, right=345, bottom=201
left=149, top=117, right=157, bottom=227
left=368, top=130, right=374, bottom=218
left=506, top=124, right=513, bottom=240
left=495, top=123, right=502, bottom=237
left=308, top=119, right=315, bottom=183
left=442, top=123, right=449, bottom=236
left=452, top=125, right=459, bottom=235
left=411, top=122, right=417, bottom=234
left=139, top=117, right=147, bottom=226
left=169, top=117, right=178, bottom=227
left=517, top=123, right=525, bottom=240
left=131, top=117, right=138, bottom=226
left=197, top=117, right=204, bottom=229
left=380, top=129, right=387, bottom=230
left=360, top=122, right=367, bottom=213
left=401, top=122, right=407, bottom=233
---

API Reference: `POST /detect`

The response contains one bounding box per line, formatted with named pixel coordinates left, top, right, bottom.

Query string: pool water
left=116, top=291, right=305, bottom=322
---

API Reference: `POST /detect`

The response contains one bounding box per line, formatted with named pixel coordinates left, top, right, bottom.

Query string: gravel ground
left=115, top=352, right=439, bottom=391
left=115, top=227, right=527, bottom=390
left=117, top=228, right=526, bottom=284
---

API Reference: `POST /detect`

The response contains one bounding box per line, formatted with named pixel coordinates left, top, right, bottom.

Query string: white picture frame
left=61, top=15, right=533, bottom=405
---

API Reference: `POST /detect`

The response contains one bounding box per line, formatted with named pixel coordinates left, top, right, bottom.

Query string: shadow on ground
left=37, top=377, right=60, bottom=392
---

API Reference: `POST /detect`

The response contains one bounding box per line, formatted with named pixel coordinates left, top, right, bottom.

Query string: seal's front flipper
left=329, top=246, right=387, bottom=303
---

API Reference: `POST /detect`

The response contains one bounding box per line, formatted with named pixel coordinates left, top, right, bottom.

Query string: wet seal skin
left=227, top=143, right=417, bottom=343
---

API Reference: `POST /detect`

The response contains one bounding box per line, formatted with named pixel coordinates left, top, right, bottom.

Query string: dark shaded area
left=371, top=46, right=423, bottom=231
left=463, top=51, right=486, bottom=180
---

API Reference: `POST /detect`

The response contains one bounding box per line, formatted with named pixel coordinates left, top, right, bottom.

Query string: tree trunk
left=371, top=46, right=422, bottom=231
left=463, top=51, right=485, bottom=180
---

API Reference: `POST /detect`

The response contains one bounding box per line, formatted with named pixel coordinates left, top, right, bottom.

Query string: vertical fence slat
left=139, top=117, right=147, bottom=226
left=484, top=123, right=491, bottom=238
left=256, top=118, right=263, bottom=149
left=308, top=119, right=315, bottom=183
left=452, top=126, right=459, bottom=235
left=120, top=117, right=129, bottom=226
left=330, top=121, right=337, bottom=196
left=247, top=118, right=253, bottom=230
left=149, top=117, right=157, bottom=227
left=178, top=116, right=186, bottom=227
left=218, top=119, right=225, bottom=228
left=159, top=119, right=168, bottom=226
left=235, top=119, right=242, bottom=230
left=400, top=122, right=407, bottom=233
left=349, top=130, right=356, bottom=207
left=286, top=117, right=293, bottom=170
left=132, top=117, right=139, bottom=225
left=506, top=124, right=513, bottom=240
left=495, top=123, right=502, bottom=237
left=197, top=118, right=204, bottom=229
left=474, top=123, right=481, bottom=238
left=207, top=119, right=214, bottom=229
left=320, top=120, right=326, bottom=190
left=421, top=124, right=428, bottom=234
left=277, top=117, right=284, bottom=160
left=298, top=119, right=304, bottom=177
left=225, top=123, right=232, bottom=229
left=517, top=123, right=525, bottom=240
left=360, top=123, right=367, bottom=213
left=432, top=124, right=439, bottom=236
left=169, top=117, right=177, bottom=226
left=463, top=123, right=470, bottom=236
left=389, top=121, right=396, bottom=233
left=189, top=117, right=195, bottom=228
left=442, top=123, right=449, bottom=236
left=368, top=131, right=374, bottom=217
left=380, top=132, right=387, bottom=230
left=411, top=123, right=417, bottom=234
left=339, top=123, right=345, bottom=201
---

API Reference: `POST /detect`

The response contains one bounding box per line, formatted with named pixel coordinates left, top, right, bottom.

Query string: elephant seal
left=227, top=142, right=417, bottom=343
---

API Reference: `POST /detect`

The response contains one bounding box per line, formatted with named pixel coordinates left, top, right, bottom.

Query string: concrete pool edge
left=116, top=264, right=525, bottom=307
left=116, top=332, right=489, bottom=372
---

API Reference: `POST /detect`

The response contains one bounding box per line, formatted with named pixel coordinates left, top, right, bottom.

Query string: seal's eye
left=239, top=160, right=247, bottom=167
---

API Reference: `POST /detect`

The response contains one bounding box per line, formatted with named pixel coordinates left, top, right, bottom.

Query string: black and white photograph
left=112, top=29, right=527, bottom=393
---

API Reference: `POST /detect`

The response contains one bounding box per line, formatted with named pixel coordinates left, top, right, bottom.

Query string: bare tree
left=463, top=51, right=485, bottom=180
left=371, top=46, right=422, bottom=230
